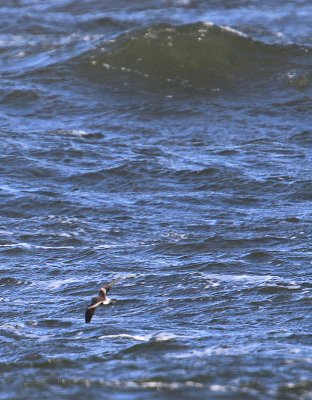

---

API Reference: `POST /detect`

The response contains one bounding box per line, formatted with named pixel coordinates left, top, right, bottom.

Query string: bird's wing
left=85, top=299, right=103, bottom=323
left=102, top=278, right=119, bottom=293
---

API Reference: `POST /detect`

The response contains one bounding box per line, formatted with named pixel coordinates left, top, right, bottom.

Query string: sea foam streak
left=202, top=273, right=301, bottom=289
left=98, top=332, right=189, bottom=341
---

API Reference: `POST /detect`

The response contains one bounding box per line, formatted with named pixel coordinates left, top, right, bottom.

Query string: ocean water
left=0, top=1, right=311, bottom=399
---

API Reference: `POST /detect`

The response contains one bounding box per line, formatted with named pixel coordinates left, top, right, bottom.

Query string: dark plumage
left=85, top=279, right=118, bottom=323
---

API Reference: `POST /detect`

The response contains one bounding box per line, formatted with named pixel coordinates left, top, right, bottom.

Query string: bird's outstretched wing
left=85, top=298, right=103, bottom=323
left=102, top=278, right=119, bottom=293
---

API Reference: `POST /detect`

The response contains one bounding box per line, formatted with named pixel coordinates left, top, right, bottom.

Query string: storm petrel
left=85, top=279, right=118, bottom=323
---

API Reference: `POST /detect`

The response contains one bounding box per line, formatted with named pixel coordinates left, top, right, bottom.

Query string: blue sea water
left=0, top=1, right=311, bottom=399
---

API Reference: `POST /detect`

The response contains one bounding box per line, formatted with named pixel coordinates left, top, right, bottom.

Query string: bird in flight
left=85, top=279, right=118, bottom=323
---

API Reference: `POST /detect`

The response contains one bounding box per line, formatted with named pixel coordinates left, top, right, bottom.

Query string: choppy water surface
left=1, top=1, right=312, bottom=399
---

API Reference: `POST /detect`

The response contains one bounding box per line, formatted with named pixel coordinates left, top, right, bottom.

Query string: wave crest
left=84, top=22, right=311, bottom=90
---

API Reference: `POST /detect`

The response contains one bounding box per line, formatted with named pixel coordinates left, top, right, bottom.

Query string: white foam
left=140, top=381, right=180, bottom=389
left=202, top=273, right=301, bottom=289
left=54, top=129, right=90, bottom=137
left=58, top=233, right=72, bottom=238
left=0, top=322, right=25, bottom=330
left=173, top=343, right=261, bottom=359
left=220, top=25, right=248, bottom=38
left=210, top=384, right=227, bottom=392
left=203, top=273, right=275, bottom=283
left=0, top=243, right=75, bottom=250
left=99, top=334, right=151, bottom=341
left=34, top=245, right=76, bottom=250
left=98, top=332, right=188, bottom=342
left=172, top=342, right=312, bottom=360
left=81, top=379, right=203, bottom=390
left=203, top=21, right=248, bottom=38
left=0, top=323, right=39, bottom=339
left=0, top=185, right=19, bottom=194
left=43, top=278, right=80, bottom=290
left=93, top=244, right=116, bottom=249
left=154, top=332, right=183, bottom=341
left=0, top=242, right=32, bottom=250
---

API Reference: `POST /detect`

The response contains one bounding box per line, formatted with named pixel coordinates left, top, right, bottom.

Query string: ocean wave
left=0, top=277, right=26, bottom=286
left=82, top=22, right=311, bottom=91
left=4, top=22, right=310, bottom=92
left=0, top=323, right=40, bottom=340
